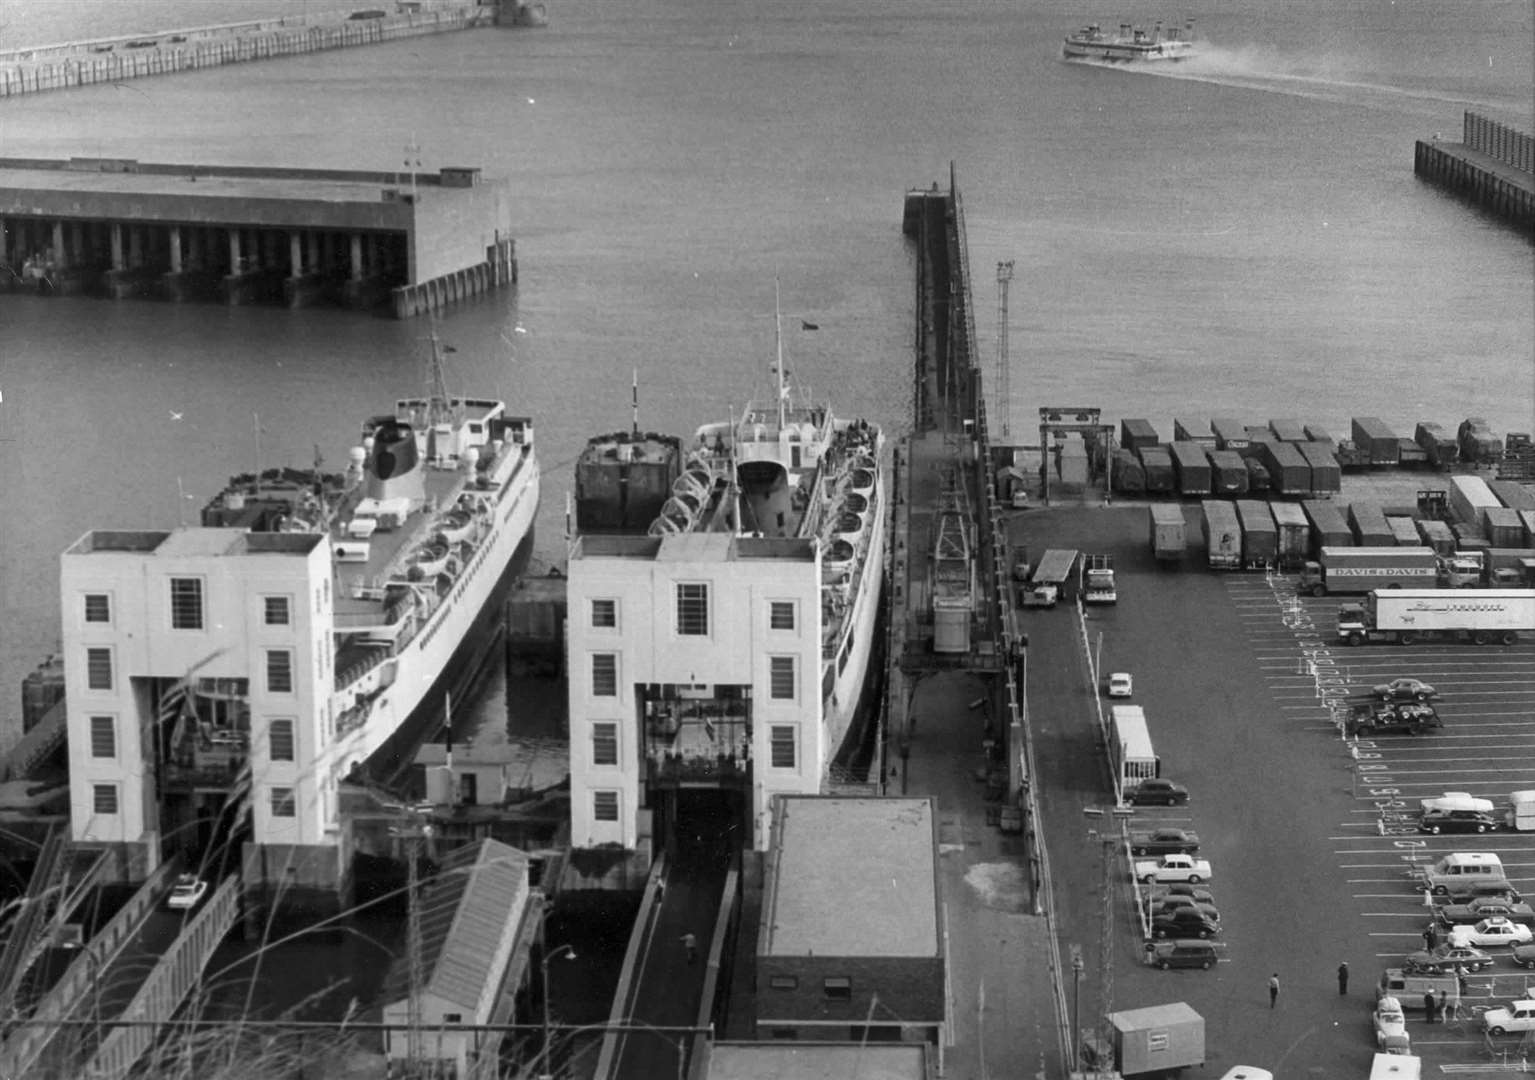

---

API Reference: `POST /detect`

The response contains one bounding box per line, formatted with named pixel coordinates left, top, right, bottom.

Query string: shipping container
left=1348, top=502, right=1394, bottom=547
left=1414, top=421, right=1457, bottom=469
left=1210, top=417, right=1248, bottom=451
left=1490, top=479, right=1535, bottom=512
left=1303, top=423, right=1335, bottom=447
left=1201, top=500, right=1242, bottom=569
left=1138, top=445, right=1175, bottom=494
left=1173, top=418, right=1214, bottom=446
left=1109, top=1003, right=1204, bottom=1077
left=1449, top=474, right=1501, bottom=528
left=1207, top=449, right=1249, bottom=495
left=1385, top=515, right=1421, bottom=547
left=1057, top=435, right=1088, bottom=487
left=1258, top=440, right=1310, bottom=494
left=1243, top=456, right=1270, bottom=493
left=1417, top=518, right=1456, bottom=557
left=1170, top=441, right=1213, bottom=496
left=1120, top=418, right=1160, bottom=452
left=1352, top=417, right=1401, bottom=465
left=1303, top=499, right=1353, bottom=556
left=1112, top=448, right=1145, bottom=493
left=1235, top=500, right=1277, bottom=567
left=1483, top=506, right=1526, bottom=549
left=1297, top=441, right=1341, bottom=492
left=1269, top=501, right=1310, bottom=565
left=1268, top=418, right=1306, bottom=442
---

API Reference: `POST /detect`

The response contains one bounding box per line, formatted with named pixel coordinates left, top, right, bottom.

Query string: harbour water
left=0, top=0, right=1531, bottom=748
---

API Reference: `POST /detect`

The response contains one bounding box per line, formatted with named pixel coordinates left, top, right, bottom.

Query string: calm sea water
left=0, top=0, right=1530, bottom=741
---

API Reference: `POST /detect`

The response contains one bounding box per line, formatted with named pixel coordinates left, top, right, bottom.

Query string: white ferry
left=1063, top=20, right=1197, bottom=62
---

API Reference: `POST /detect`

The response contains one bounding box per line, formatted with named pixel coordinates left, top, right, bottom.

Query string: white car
left=1107, top=672, right=1134, bottom=698
left=1373, top=996, right=1411, bottom=1054
left=1483, top=998, right=1535, bottom=1035
left=167, top=874, right=208, bottom=911
left=1449, top=916, right=1534, bottom=949
left=1134, top=854, right=1212, bottom=884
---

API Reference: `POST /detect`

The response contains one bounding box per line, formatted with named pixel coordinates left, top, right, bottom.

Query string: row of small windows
left=767, top=975, right=852, bottom=1000
left=82, top=589, right=292, bottom=629
left=92, top=783, right=295, bottom=818
left=83, top=648, right=295, bottom=695
left=589, top=723, right=796, bottom=769
left=89, top=716, right=294, bottom=760
left=588, top=591, right=798, bottom=634
left=589, top=654, right=797, bottom=701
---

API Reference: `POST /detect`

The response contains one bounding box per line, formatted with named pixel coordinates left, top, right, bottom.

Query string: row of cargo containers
left=1120, top=416, right=1493, bottom=470
left=1113, top=439, right=1341, bottom=497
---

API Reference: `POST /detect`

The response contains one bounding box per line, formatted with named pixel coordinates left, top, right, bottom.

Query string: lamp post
left=1069, top=944, right=1084, bottom=1071
left=1083, top=805, right=1134, bottom=1077
left=540, top=943, right=576, bottom=1078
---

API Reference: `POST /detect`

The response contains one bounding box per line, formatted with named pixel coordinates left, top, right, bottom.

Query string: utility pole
left=995, top=261, right=1014, bottom=441
left=389, top=811, right=433, bottom=1072
left=1084, top=806, right=1134, bottom=1076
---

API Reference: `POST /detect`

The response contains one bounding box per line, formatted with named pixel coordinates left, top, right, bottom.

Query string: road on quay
left=1011, top=500, right=1535, bottom=1076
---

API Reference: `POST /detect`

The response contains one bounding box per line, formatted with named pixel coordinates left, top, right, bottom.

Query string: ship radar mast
left=774, top=279, right=788, bottom=431
left=424, top=330, right=463, bottom=429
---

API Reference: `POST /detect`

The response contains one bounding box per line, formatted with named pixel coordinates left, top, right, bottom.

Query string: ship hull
left=1063, top=38, right=1195, bottom=62
left=822, top=460, right=888, bottom=770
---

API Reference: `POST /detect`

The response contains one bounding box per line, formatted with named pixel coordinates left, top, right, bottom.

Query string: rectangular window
left=592, top=654, right=617, bottom=698
left=591, top=598, right=616, bottom=629
left=84, top=593, right=111, bottom=624
left=823, top=976, right=852, bottom=1001
left=770, top=725, right=796, bottom=769
left=592, top=721, right=618, bottom=766
left=271, top=787, right=296, bottom=818
left=593, top=790, right=619, bottom=822
left=86, top=648, right=113, bottom=691
left=442, top=1013, right=463, bottom=1024
left=92, top=784, right=118, bottom=815
left=769, top=601, right=796, bottom=631
left=769, top=975, right=799, bottom=991
left=89, top=716, right=116, bottom=758
left=264, top=596, right=291, bottom=626
left=769, top=656, right=796, bottom=700
left=169, top=577, right=204, bottom=630
left=269, top=719, right=295, bottom=762
left=676, top=583, right=709, bottom=636
left=266, top=650, right=293, bottom=694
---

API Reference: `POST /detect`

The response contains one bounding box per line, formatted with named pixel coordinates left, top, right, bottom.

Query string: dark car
left=1349, top=701, right=1441, bottom=736
left=1513, top=944, right=1535, bottom=970
left=1420, top=809, right=1500, bottom=835
left=1373, top=678, right=1438, bottom=703
left=1402, top=944, right=1492, bottom=973
left=1127, top=778, right=1190, bottom=807
left=1439, top=897, right=1535, bottom=928
left=1144, top=938, right=1218, bottom=970
left=1151, top=909, right=1220, bottom=939
left=1131, top=828, right=1201, bottom=857
left=1441, top=879, right=1522, bottom=905
left=1146, top=884, right=1215, bottom=905
left=1146, top=896, right=1221, bottom=923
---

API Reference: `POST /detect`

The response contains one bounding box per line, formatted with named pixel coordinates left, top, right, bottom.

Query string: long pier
left=1415, top=111, right=1535, bottom=235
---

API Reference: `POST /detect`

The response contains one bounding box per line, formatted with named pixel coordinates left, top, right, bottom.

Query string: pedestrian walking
left=1423, top=923, right=1436, bottom=951
left=681, top=931, right=698, bottom=964
left=1268, top=973, right=1280, bottom=1008
left=1337, top=961, right=1349, bottom=995
left=654, top=878, right=666, bottom=904
left=1424, top=990, right=1438, bottom=1023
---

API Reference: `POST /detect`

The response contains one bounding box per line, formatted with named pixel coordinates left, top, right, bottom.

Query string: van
left=1419, top=852, right=1505, bottom=895
left=1143, top=938, right=1218, bottom=970
left=1377, top=968, right=1460, bottom=1011
left=1508, top=791, right=1535, bottom=832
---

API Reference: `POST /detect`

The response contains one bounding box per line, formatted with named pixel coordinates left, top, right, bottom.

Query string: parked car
left=1146, top=884, right=1215, bottom=905
left=1131, top=827, right=1201, bottom=857
left=1143, top=938, right=1218, bottom=970
left=1145, top=895, right=1221, bottom=923
left=167, top=874, right=208, bottom=911
left=1512, top=944, right=1535, bottom=970
left=1151, top=909, right=1220, bottom=939
left=1402, top=944, right=1492, bottom=973
left=1482, top=998, right=1535, bottom=1035
left=1373, top=678, right=1438, bottom=702
left=1107, top=672, right=1134, bottom=698
left=1449, top=917, right=1534, bottom=948
left=1438, top=897, right=1535, bottom=928
left=1127, top=778, right=1190, bottom=807
left=1420, top=808, right=1501, bottom=834
left=1440, top=879, right=1522, bottom=905
left=1373, top=995, right=1411, bottom=1054
left=1134, top=854, right=1212, bottom=884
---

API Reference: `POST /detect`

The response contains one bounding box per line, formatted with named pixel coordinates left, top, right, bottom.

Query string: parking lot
left=1017, top=502, right=1535, bottom=1074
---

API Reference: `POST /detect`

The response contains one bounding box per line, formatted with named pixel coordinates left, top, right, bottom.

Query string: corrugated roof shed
left=383, top=837, right=530, bottom=1012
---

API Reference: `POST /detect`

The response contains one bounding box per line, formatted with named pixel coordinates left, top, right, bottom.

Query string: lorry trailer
left=1201, top=500, right=1242, bottom=569
left=1338, top=588, right=1535, bottom=646
left=1149, top=504, right=1186, bottom=563
left=1298, top=546, right=1442, bottom=596
left=1269, top=501, right=1309, bottom=566
left=1108, top=1002, right=1204, bottom=1077
left=1235, top=500, right=1277, bottom=567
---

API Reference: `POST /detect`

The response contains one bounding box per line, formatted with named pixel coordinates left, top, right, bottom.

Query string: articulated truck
left=1298, top=546, right=1481, bottom=596
left=1338, top=588, right=1535, bottom=646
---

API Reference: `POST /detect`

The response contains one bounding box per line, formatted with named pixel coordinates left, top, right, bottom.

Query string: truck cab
left=1439, top=553, right=1485, bottom=587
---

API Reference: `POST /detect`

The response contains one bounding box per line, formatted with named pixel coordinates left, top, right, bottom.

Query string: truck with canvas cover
left=1415, top=422, right=1456, bottom=468
left=1173, top=418, right=1214, bottom=447
left=1416, top=518, right=1456, bottom=557
left=1113, top=448, right=1145, bottom=493
left=1210, top=417, right=1248, bottom=451
left=1235, top=500, right=1277, bottom=567
left=1201, top=500, right=1242, bottom=569
left=1138, top=445, right=1174, bottom=495
left=1268, top=418, right=1305, bottom=442
left=1120, top=418, right=1159, bottom=452
left=1149, top=504, right=1186, bottom=563
left=1303, top=499, right=1353, bottom=556
left=1385, top=516, right=1419, bottom=546
left=1298, top=547, right=1441, bottom=596
left=1207, top=449, right=1248, bottom=495
left=1352, top=417, right=1401, bottom=465
left=1108, top=1002, right=1204, bottom=1077
left=1338, top=588, right=1535, bottom=646
left=1170, top=441, right=1212, bottom=496
left=1458, top=417, right=1500, bottom=464
left=1259, top=440, right=1310, bottom=494
left=1298, top=441, right=1341, bottom=492
left=1269, top=501, right=1309, bottom=566
left=1348, top=502, right=1394, bottom=546
left=1024, top=548, right=1078, bottom=608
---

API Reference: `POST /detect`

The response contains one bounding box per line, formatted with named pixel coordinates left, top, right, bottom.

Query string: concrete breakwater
left=0, top=2, right=501, bottom=99
left=1415, top=111, right=1535, bottom=235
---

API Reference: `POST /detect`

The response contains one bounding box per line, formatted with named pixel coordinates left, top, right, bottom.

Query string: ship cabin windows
left=676, top=583, right=709, bottom=636
left=769, top=601, right=796, bottom=632
left=92, top=783, right=119, bottom=815
left=591, top=654, right=618, bottom=698
left=769, top=656, right=796, bottom=701
left=83, top=593, right=112, bottom=625
left=266, top=650, right=294, bottom=695
left=593, top=790, right=619, bottom=822
left=592, top=721, right=618, bottom=766
left=169, top=577, right=205, bottom=630
left=269, top=719, right=296, bottom=762
left=271, top=787, right=296, bottom=817
left=86, top=647, right=113, bottom=691
left=591, top=598, right=617, bottom=630
left=264, top=595, right=291, bottom=626
left=823, top=977, right=852, bottom=1001
left=89, top=715, right=116, bottom=759
left=769, top=725, right=796, bottom=768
